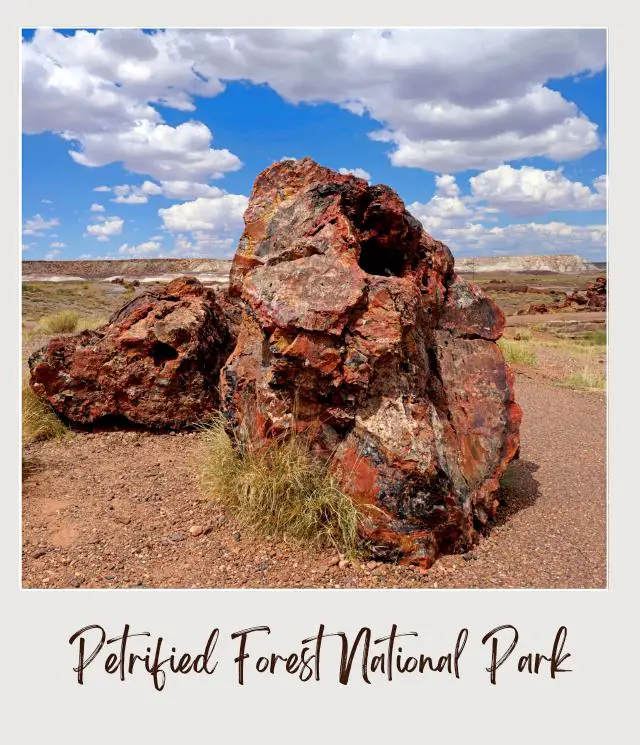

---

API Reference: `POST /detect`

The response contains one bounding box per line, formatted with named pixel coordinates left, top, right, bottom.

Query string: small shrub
left=37, top=310, right=79, bottom=334
left=498, top=338, right=538, bottom=366
left=22, top=384, right=68, bottom=445
left=563, top=364, right=606, bottom=391
left=199, top=416, right=361, bottom=555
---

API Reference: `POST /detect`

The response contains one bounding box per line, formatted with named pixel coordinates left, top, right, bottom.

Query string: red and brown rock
left=221, top=158, right=521, bottom=567
left=29, top=277, right=231, bottom=429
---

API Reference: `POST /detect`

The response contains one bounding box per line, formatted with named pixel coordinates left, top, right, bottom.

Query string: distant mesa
left=456, top=254, right=600, bottom=274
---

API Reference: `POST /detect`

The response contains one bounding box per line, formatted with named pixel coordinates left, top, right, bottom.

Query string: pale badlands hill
left=22, top=258, right=231, bottom=283
left=456, top=254, right=599, bottom=273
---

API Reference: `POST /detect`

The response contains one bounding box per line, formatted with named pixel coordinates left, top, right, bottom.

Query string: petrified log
left=29, top=277, right=231, bottom=429
left=221, top=158, right=522, bottom=566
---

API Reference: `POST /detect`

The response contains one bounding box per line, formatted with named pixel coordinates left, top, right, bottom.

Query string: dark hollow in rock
left=222, top=157, right=522, bottom=567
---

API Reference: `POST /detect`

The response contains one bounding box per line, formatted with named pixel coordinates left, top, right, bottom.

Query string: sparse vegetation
left=498, top=338, right=538, bottom=366
left=199, top=416, right=361, bottom=555
left=578, top=330, right=606, bottom=346
left=76, top=316, right=108, bottom=331
left=562, top=364, right=606, bottom=391
left=511, top=327, right=532, bottom=341
left=36, top=310, right=79, bottom=334
left=22, top=383, right=68, bottom=445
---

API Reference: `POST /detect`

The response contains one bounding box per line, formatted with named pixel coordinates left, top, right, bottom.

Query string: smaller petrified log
left=29, top=277, right=231, bottom=429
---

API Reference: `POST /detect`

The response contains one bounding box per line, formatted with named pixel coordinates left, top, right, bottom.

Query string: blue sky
left=21, top=28, right=606, bottom=261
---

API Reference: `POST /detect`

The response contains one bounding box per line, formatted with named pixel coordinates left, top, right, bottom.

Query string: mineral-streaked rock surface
left=222, top=158, right=522, bottom=566
left=29, top=277, right=231, bottom=429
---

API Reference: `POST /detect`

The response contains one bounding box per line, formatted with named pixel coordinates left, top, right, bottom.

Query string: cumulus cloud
left=67, top=119, right=241, bottom=182
left=86, top=215, right=124, bottom=241
left=441, top=220, right=606, bottom=259
left=157, top=191, right=248, bottom=258
left=22, top=28, right=605, bottom=175
left=408, top=170, right=606, bottom=259
left=23, top=213, right=60, bottom=236
left=45, top=249, right=62, bottom=259
left=338, top=167, right=372, bottom=182
left=49, top=241, right=66, bottom=248
left=159, top=193, right=248, bottom=233
left=90, top=203, right=105, bottom=212
left=93, top=185, right=112, bottom=192
left=158, top=181, right=225, bottom=199
left=408, top=174, right=474, bottom=233
left=469, top=165, right=606, bottom=216
left=118, top=240, right=163, bottom=256
left=98, top=179, right=225, bottom=204
left=41, top=198, right=53, bottom=204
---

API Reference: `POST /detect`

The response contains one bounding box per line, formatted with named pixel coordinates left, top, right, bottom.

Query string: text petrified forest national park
left=68, top=623, right=571, bottom=691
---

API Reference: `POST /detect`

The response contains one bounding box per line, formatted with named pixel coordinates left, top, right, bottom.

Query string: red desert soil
left=22, top=376, right=605, bottom=589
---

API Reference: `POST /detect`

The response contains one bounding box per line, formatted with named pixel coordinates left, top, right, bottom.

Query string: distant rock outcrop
left=518, top=275, right=607, bottom=315
left=456, top=254, right=599, bottom=274
left=222, top=157, right=522, bottom=566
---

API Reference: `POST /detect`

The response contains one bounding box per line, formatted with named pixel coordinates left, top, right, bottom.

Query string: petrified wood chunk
left=29, top=277, right=231, bottom=429
left=221, top=158, right=521, bottom=566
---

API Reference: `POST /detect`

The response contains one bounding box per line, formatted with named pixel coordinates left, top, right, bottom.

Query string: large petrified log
left=221, top=158, right=522, bottom=566
left=29, top=277, right=231, bottom=429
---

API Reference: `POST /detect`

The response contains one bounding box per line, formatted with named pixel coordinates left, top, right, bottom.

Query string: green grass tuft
left=198, top=416, right=361, bottom=556
left=498, top=338, right=538, bottom=367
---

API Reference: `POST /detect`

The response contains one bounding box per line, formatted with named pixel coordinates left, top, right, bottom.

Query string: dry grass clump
left=498, top=338, right=538, bottom=367
left=76, top=316, right=108, bottom=332
left=563, top=364, right=606, bottom=391
left=36, top=310, right=79, bottom=334
left=22, top=383, right=68, bottom=445
left=199, top=416, right=361, bottom=555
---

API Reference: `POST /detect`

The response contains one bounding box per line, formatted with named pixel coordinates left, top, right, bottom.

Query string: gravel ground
left=21, top=376, right=606, bottom=589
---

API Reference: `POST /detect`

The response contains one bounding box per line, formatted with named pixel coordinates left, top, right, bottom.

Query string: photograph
left=20, top=26, right=607, bottom=590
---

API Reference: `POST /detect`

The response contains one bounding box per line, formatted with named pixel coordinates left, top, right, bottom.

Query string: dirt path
left=21, top=376, right=606, bottom=589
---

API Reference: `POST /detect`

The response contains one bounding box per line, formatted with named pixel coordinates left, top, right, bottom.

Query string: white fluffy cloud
left=159, top=193, right=248, bottom=233
left=93, top=179, right=225, bottom=203
left=339, top=167, right=372, bottom=182
left=67, top=119, right=241, bottom=182
left=469, top=165, right=606, bottom=216
left=45, top=249, right=62, bottom=259
left=158, top=181, right=225, bottom=200
left=86, top=215, right=124, bottom=241
left=22, top=28, right=605, bottom=175
left=118, top=240, right=163, bottom=256
left=90, top=203, right=105, bottom=212
left=49, top=241, right=66, bottom=248
left=408, top=170, right=606, bottom=259
left=408, top=174, right=474, bottom=233
left=441, top=220, right=606, bottom=259
left=23, top=213, right=60, bottom=236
